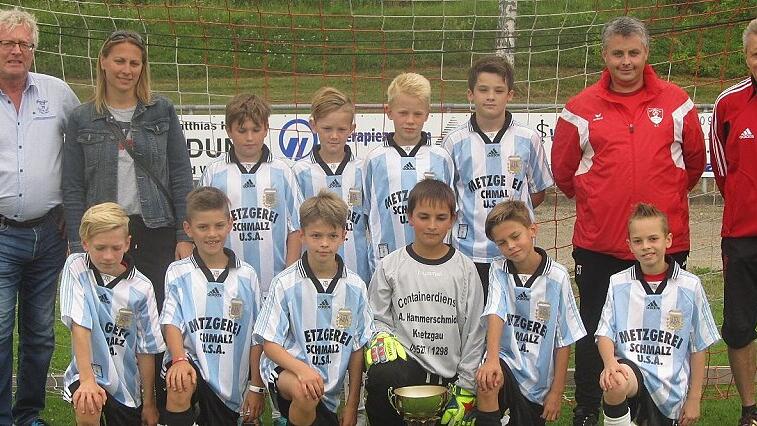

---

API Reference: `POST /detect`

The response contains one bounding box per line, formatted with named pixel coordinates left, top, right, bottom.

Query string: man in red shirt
left=710, top=17, right=757, bottom=426
left=551, top=16, right=705, bottom=425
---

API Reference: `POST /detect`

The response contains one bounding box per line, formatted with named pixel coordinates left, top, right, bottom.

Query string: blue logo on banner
left=279, top=119, right=319, bottom=160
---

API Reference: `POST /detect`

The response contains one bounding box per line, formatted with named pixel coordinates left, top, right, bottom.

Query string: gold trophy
left=387, top=385, right=450, bottom=425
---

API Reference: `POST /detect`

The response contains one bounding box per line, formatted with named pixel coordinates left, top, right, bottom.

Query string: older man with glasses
left=0, top=8, right=79, bottom=426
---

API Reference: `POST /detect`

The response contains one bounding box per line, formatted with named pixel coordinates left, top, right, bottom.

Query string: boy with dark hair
left=475, top=200, right=585, bottom=426
left=365, top=179, right=485, bottom=426
left=60, top=202, right=165, bottom=426
left=200, top=94, right=302, bottom=298
left=161, top=186, right=265, bottom=426
left=442, top=56, right=552, bottom=299
left=597, top=203, right=719, bottom=425
left=254, top=190, right=374, bottom=426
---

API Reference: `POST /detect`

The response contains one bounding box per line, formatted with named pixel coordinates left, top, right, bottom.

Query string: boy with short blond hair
left=255, top=190, right=374, bottom=426
left=363, top=72, right=454, bottom=272
left=596, top=203, right=719, bottom=425
left=365, top=179, right=485, bottom=426
left=161, top=187, right=265, bottom=426
left=475, top=200, right=585, bottom=426
left=442, top=56, right=553, bottom=299
left=60, top=202, right=165, bottom=426
left=200, top=94, right=302, bottom=298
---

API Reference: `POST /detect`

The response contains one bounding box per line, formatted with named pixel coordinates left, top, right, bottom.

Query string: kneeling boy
left=365, top=179, right=485, bottom=426
left=254, top=190, right=374, bottom=426
left=597, top=204, right=719, bottom=425
left=60, top=202, right=165, bottom=426
left=161, top=187, right=265, bottom=426
left=475, top=201, right=585, bottom=426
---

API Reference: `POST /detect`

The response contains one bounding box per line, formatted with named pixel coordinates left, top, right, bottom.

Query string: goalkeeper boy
left=365, top=179, right=485, bottom=425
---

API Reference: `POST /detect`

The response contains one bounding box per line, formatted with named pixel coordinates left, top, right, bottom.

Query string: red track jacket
left=551, top=64, right=705, bottom=259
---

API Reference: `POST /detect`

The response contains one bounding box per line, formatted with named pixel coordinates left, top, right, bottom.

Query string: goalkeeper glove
left=364, top=332, right=407, bottom=368
left=441, top=384, right=476, bottom=426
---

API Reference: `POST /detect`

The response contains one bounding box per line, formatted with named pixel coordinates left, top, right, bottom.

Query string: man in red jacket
left=711, top=18, right=757, bottom=426
left=551, top=16, right=705, bottom=425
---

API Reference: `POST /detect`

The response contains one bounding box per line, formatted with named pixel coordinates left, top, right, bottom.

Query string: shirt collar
left=87, top=253, right=137, bottom=289
left=297, top=252, right=346, bottom=294
left=190, top=247, right=240, bottom=283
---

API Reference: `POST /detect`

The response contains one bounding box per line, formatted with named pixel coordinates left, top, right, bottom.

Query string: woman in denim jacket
left=62, top=30, right=193, bottom=307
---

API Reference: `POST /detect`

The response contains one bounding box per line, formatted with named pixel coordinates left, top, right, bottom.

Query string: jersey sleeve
left=352, top=286, right=376, bottom=351
left=482, top=266, right=509, bottom=321
left=550, top=106, right=585, bottom=199
left=253, top=277, right=290, bottom=345
left=440, top=148, right=455, bottom=189
left=59, top=256, right=93, bottom=330
left=680, top=99, right=706, bottom=191
left=285, top=167, right=303, bottom=232
left=198, top=164, right=212, bottom=187
left=595, top=283, right=616, bottom=342
left=689, top=282, right=720, bottom=352
left=160, top=270, right=185, bottom=332
left=367, top=261, right=395, bottom=334
left=454, top=260, right=486, bottom=392
left=555, top=275, right=586, bottom=348
left=527, top=131, right=554, bottom=193
left=249, top=271, right=264, bottom=347
left=135, top=284, right=167, bottom=354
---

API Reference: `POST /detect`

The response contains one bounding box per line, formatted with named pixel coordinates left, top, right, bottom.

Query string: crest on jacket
left=647, top=107, right=663, bottom=126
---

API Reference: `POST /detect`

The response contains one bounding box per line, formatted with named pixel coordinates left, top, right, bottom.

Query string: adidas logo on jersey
left=739, top=128, right=755, bottom=139
left=243, top=179, right=256, bottom=189
left=207, top=287, right=223, bottom=297
left=318, top=299, right=331, bottom=309
left=516, top=291, right=529, bottom=301
left=646, top=300, right=660, bottom=310
left=487, top=148, right=500, bottom=157
left=328, top=179, right=341, bottom=189
left=402, top=162, right=416, bottom=171
left=98, top=293, right=110, bottom=304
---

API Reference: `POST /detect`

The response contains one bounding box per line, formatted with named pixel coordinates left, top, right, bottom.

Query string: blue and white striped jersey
left=292, top=146, right=371, bottom=284
left=160, top=248, right=263, bottom=412
left=363, top=132, right=454, bottom=271
left=60, top=253, right=165, bottom=408
left=254, top=254, right=374, bottom=413
left=442, top=113, right=553, bottom=262
left=596, top=261, right=720, bottom=419
left=484, top=248, right=585, bottom=404
left=199, top=145, right=303, bottom=296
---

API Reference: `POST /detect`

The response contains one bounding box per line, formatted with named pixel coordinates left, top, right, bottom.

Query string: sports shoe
left=739, top=410, right=757, bottom=426
left=572, top=410, right=598, bottom=426
left=29, top=420, right=51, bottom=426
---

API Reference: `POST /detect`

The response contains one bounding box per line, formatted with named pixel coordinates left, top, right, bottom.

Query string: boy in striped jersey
left=254, top=190, right=374, bottom=426
left=442, top=56, right=552, bottom=299
left=161, top=187, right=265, bottom=426
left=363, top=72, right=454, bottom=272
left=596, top=204, right=719, bottom=425
left=60, top=202, right=165, bottom=426
left=293, top=87, right=370, bottom=284
left=365, top=179, right=485, bottom=426
left=200, top=94, right=302, bottom=298
left=475, top=201, right=585, bottom=426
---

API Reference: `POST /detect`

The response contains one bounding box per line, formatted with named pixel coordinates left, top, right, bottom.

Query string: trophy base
left=404, top=416, right=441, bottom=426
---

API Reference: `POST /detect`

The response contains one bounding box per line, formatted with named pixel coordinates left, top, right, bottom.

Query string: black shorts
left=68, top=380, right=141, bottom=426
left=721, top=237, right=757, bottom=348
left=617, top=359, right=678, bottom=426
left=495, top=360, right=545, bottom=426
left=164, top=359, right=239, bottom=426
left=267, top=366, right=338, bottom=426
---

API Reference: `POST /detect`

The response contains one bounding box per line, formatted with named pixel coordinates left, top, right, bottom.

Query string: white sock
left=603, top=408, right=631, bottom=426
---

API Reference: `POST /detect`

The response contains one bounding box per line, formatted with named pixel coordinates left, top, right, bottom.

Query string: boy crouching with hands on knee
left=475, top=200, right=585, bottom=426
left=597, top=204, right=719, bottom=426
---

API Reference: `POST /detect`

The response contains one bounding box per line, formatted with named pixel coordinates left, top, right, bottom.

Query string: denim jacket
left=62, top=94, right=193, bottom=252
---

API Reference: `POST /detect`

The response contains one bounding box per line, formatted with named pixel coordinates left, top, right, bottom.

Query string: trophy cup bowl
left=388, top=385, right=450, bottom=425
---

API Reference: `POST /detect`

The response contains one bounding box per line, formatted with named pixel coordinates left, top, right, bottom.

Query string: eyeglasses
left=106, top=30, right=144, bottom=48
left=0, top=40, right=35, bottom=52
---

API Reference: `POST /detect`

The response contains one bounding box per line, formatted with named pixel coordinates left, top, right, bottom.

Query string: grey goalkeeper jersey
left=368, top=245, right=485, bottom=391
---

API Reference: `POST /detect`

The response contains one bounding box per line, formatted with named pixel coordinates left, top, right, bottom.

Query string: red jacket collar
left=596, top=63, right=662, bottom=102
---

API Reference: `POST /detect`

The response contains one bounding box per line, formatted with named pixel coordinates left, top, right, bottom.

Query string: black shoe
left=573, top=409, right=599, bottom=426
left=739, top=410, right=757, bottom=426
